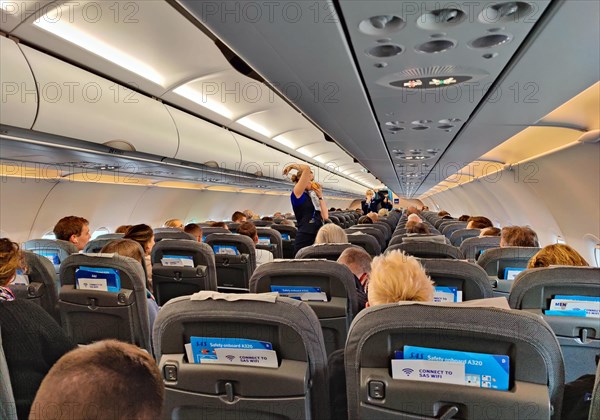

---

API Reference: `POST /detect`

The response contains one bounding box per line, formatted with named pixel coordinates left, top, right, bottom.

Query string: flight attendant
left=283, top=163, right=329, bottom=256
left=361, top=189, right=379, bottom=214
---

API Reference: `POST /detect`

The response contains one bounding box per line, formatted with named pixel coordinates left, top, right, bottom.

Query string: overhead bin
left=0, top=37, right=37, bottom=129
left=20, top=44, right=179, bottom=158
left=167, top=105, right=241, bottom=170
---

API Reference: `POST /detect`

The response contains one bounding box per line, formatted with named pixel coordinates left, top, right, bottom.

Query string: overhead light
left=236, top=116, right=272, bottom=138
left=173, top=85, right=233, bottom=119
left=33, top=9, right=164, bottom=85
left=273, top=135, right=295, bottom=148
left=296, top=146, right=315, bottom=158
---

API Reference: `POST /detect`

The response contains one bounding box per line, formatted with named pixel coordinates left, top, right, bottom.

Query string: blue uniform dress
left=291, top=191, right=323, bottom=256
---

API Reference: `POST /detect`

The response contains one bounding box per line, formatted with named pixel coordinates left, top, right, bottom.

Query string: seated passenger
left=354, top=208, right=364, bottom=216
left=184, top=223, right=203, bottom=242
left=237, top=222, right=273, bottom=266
left=273, top=212, right=283, bottom=219
left=0, top=238, right=74, bottom=419
left=407, top=213, right=422, bottom=224
left=466, top=216, right=493, bottom=230
left=337, top=247, right=371, bottom=310
left=406, top=222, right=430, bottom=235
left=243, top=209, right=255, bottom=219
left=164, top=219, right=184, bottom=230
left=231, top=211, right=247, bottom=223
left=358, top=215, right=373, bottom=224
left=124, top=224, right=155, bottom=290
left=261, top=216, right=274, bottom=222
left=30, top=340, right=164, bottom=420
left=280, top=219, right=295, bottom=227
left=421, top=206, right=429, bottom=211
left=100, top=239, right=160, bottom=330
left=404, top=223, right=449, bottom=244
left=458, top=215, right=470, bottom=222
left=407, top=206, right=420, bottom=215
left=368, top=250, right=434, bottom=306
left=479, top=227, right=501, bottom=237
left=53, top=216, right=91, bottom=251
left=315, top=223, right=348, bottom=244
left=367, top=212, right=379, bottom=223
left=115, top=225, right=132, bottom=234
left=527, top=244, right=589, bottom=268
left=500, top=226, right=539, bottom=247
left=378, top=208, right=389, bottom=217
left=437, top=210, right=450, bottom=218
left=209, top=221, right=229, bottom=230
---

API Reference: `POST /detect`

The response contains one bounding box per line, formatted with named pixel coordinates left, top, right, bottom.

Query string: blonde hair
left=366, top=189, right=374, bottom=197
left=0, top=238, right=23, bottom=287
left=528, top=244, right=589, bottom=269
left=164, top=219, right=184, bottom=229
left=367, top=212, right=379, bottom=222
left=368, top=250, right=434, bottom=305
left=378, top=208, right=389, bottom=217
left=315, top=224, right=348, bottom=244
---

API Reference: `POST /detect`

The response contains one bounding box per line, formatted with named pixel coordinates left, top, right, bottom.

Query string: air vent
left=366, top=44, right=403, bottom=58
left=412, top=126, right=429, bottom=131
left=439, top=118, right=461, bottom=124
left=479, top=2, right=533, bottom=23
left=103, top=140, right=136, bottom=152
left=469, top=34, right=512, bottom=48
left=416, top=40, right=456, bottom=54
left=412, top=120, right=432, bottom=125
left=359, top=15, right=406, bottom=36
left=417, top=9, right=466, bottom=30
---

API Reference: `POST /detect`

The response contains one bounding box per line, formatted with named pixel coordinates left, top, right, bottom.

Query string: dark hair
left=184, top=223, right=202, bottom=238
left=467, top=216, right=493, bottom=229
left=261, top=216, right=273, bottom=222
left=31, top=340, right=164, bottom=419
left=458, top=215, right=470, bottom=222
left=231, top=211, right=246, bottom=222
left=209, top=221, right=228, bottom=229
left=124, top=224, right=154, bottom=253
left=53, top=216, right=89, bottom=241
left=237, top=222, right=257, bottom=240
left=501, top=226, right=539, bottom=247
left=437, top=211, right=450, bottom=218
left=480, top=227, right=501, bottom=237
left=407, top=222, right=431, bottom=235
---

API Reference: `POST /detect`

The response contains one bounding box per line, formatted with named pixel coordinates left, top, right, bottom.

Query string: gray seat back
left=346, top=303, right=564, bottom=419
left=460, top=236, right=501, bottom=261
left=346, top=232, right=381, bottom=256
left=477, top=247, right=540, bottom=278
left=23, top=239, right=78, bottom=273
left=250, top=260, right=358, bottom=355
left=84, top=236, right=123, bottom=253
left=509, top=266, right=600, bottom=382
left=227, top=222, right=240, bottom=233
left=401, top=234, right=450, bottom=245
left=270, top=225, right=298, bottom=259
left=442, top=222, right=469, bottom=237
left=255, top=227, right=283, bottom=259
left=251, top=220, right=274, bottom=227
left=387, top=242, right=464, bottom=259
left=373, top=222, right=392, bottom=241
left=418, top=259, right=495, bottom=301
left=347, top=226, right=385, bottom=249
left=96, top=233, right=125, bottom=240
left=450, top=228, right=481, bottom=246
left=154, top=230, right=195, bottom=242
left=205, top=233, right=256, bottom=292
left=58, top=254, right=151, bottom=352
left=295, top=243, right=360, bottom=261
left=7, top=251, right=60, bottom=322
left=201, top=227, right=230, bottom=241
left=0, top=325, right=17, bottom=420
left=151, top=240, right=217, bottom=306
left=153, top=294, right=329, bottom=420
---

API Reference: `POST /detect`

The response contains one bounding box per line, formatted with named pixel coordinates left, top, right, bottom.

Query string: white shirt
left=255, top=248, right=274, bottom=266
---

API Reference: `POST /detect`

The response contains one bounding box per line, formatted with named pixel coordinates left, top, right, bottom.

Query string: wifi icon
left=402, top=368, right=414, bottom=376
left=225, top=355, right=236, bottom=362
